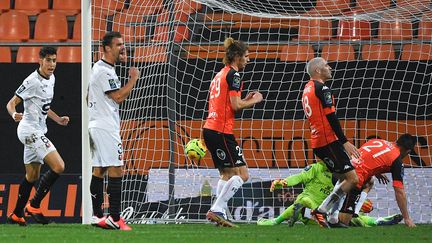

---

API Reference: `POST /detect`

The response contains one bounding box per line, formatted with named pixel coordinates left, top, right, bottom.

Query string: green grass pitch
left=0, top=224, right=431, bottom=242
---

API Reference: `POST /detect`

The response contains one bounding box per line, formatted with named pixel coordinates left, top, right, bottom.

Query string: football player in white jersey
left=88, top=32, right=140, bottom=231
left=6, top=46, right=69, bottom=226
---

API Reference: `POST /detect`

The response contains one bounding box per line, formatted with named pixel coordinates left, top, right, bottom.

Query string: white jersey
left=88, top=60, right=122, bottom=132
left=15, top=70, right=55, bottom=134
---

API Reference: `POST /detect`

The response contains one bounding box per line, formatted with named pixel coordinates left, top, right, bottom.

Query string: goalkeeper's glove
left=270, top=179, right=287, bottom=192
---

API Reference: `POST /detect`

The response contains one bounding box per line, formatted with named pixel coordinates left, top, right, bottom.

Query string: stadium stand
left=279, top=45, right=315, bottom=62
left=32, top=10, right=68, bottom=42
left=401, top=44, right=432, bottom=60
left=0, top=46, right=11, bottom=62
left=53, top=0, right=81, bottom=16
left=16, top=46, right=42, bottom=63
left=361, top=44, right=396, bottom=60
left=15, top=0, right=49, bottom=16
left=57, top=46, right=82, bottom=63
left=0, top=10, right=30, bottom=42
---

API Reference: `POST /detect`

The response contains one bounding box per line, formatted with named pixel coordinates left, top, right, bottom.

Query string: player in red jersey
left=203, top=37, right=263, bottom=227
left=302, top=57, right=360, bottom=228
left=338, top=134, right=416, bottom=227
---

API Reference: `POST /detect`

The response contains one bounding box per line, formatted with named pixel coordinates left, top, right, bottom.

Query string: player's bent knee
left=26, top=173, right=39, bottom=183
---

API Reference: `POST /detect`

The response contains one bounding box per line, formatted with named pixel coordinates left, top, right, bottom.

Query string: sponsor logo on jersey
left=216, top=149, right=226, bottom=160
left=323, top=157, right=334, bottom=168
left=235, top=160, right=243, bottom=165
left=108, top=78, right=120, bottom=89
left=324, top=92, right=333, bottom=105
left=232, top=73, right=241, bottom=89
left=16, top=85, right=26, bottom=94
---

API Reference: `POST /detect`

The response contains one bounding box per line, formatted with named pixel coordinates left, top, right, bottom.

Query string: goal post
left=84, top=0, right=432, bottom=224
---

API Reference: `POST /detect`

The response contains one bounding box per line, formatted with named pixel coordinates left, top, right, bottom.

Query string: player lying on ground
left=258, top=161, right=335, bottom=227
left=336, top=134, right=416, bottom=227
left=257, top=161, right=400, bottom=227
left=6, top=47, right=69, bottom=226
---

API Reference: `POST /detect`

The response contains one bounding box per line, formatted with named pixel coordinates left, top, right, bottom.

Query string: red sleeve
left=229, top=90, right=241, bottom=97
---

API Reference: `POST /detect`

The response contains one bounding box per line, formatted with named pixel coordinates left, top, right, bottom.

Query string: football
left=185, top=139, right=207, bottom=161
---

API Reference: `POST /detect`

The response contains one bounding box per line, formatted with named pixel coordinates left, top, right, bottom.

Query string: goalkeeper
left=257, top=161, right=402, bottom=227
left=258, top=160, right=336, bottom=227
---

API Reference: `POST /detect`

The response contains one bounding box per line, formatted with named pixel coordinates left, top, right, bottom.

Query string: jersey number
left=209, top=77, right=221, bottom=99
left=362, top=141, right=391, bottom=158
left=302, top=96, right=312, bottom=118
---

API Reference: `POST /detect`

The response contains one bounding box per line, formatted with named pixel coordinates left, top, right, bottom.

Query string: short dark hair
left=102, top=31, right=122, bottom=52
left=396, top=133, right=415, bottom=151
left=39, top=46, right=57, bottom=58
left=223, top=37, right=248, bottom=65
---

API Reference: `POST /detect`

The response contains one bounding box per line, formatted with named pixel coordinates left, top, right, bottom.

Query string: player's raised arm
left=6, top=95, right=23, bottom=122
left=107, top=67, right=140, bottom=104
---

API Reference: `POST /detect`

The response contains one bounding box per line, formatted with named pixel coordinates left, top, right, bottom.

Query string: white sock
left=318, top=181, right=346, bottom=213
left=328, top=195, right=345, bottom=224
left=210, top=175, right=243, bottom=213
left=216, top=179, right=227, bottom=197
left=354, top=192, right=368, bottom=215
left=216, top=179, right=230, bottom=217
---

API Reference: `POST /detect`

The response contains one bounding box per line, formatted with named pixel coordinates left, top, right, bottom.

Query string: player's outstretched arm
left=6, top=95, right=23, bottom=122
left=108, top=67, right=140, bottom=104
left=230, top=91, right=263, bottom=111
left=394, top=186, right=416, bottom=227
left=47, top=109, right=69, bottom=126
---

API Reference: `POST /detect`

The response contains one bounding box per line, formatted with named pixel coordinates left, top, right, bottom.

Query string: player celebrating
left=338, top=134, right=416, bottom=227
left=6, top=46, right=69, bottom=226
left=301, top=57, right=360, bottom=228
left=88, top=31, right=140, bottom=230
left=203, top=37, right=263, bottom=227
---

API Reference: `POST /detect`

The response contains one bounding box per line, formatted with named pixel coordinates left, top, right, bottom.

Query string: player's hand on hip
left=129, top=67, right=140, bottom=81
left=270, top=179, right=287, bottom=192
left=343, top=141, right=361, bottom=159
left=12, top=112, right=23, bottom=122
left=58, top=116, right=70, bottom=126
left=404, top=218, right=416, bottom=227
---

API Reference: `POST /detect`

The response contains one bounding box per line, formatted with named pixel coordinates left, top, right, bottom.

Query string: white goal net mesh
left=90, top=0, right=432, bottom=223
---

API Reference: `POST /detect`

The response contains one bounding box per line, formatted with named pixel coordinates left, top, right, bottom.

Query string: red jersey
left=302, top=80, right=337, bottom=148
left=353, top=139, right=404, bottom=189
left=203, top=65, right=242, bottom=134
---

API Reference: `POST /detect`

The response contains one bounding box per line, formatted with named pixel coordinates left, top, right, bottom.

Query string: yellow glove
left=270, top=179, right=287, bottom=192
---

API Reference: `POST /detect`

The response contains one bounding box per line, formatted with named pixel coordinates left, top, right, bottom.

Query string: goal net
left=89, top=0, right=432, bottom=224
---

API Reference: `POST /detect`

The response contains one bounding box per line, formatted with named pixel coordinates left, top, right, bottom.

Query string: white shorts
left=17, top=130, right=57, bottom=164
left=89, top=127, right=123, bottom=167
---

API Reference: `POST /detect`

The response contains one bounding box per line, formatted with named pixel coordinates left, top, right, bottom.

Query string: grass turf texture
left=0, top=224, right=431, bottom=242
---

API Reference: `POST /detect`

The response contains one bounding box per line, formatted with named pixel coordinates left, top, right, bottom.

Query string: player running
left=203, top=37, right=263, bottom=227
left=6, top=47, right=69, bottom=226
left=338, top=134, right=417, bottom=227
left=301, top=57, right=360, bottom=228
